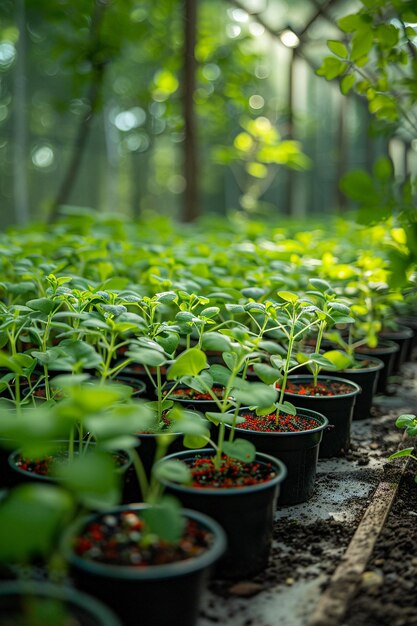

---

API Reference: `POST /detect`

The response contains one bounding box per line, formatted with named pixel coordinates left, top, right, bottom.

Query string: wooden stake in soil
left=307, top=456, right=410, bottom=626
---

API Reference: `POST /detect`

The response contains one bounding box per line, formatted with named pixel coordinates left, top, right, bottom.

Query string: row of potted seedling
left=0, top=269, right=415, bottom=625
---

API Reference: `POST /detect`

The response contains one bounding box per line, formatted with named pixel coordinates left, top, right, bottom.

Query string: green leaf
left=180, top=371, right=214, bottom=394
left=376, top=23, right=398, bottom=49
left=275, top=401, right=297, bottom=416
left=255, top=404, right=276, bottom=417
left=55, top=451, right=120, bottom=510
left=270, top=355, right=284, bottom=370
left=153, top=459, right=192, bottom=485
left=101, top=277, right=130, bottom=290
left=327, top=40, right=348, bottom=59
left=126, top=348, right=168, bottom=367
left=252, top=363, right=280, bottom=385
left=182, top=433, right=209, bottom=449
left=206, top=412, right=246, bottom=426
left=209, top=364, right=232, bottom=386
left=223, top=351, right=237, bottom=371
left=388, top=448, right=414, bottom=460
left=395, top=414, right=416, bottom=428
left=338, top=14, right=362, bottom=32
left=258, top=341, right=284, bottom=355
left=322, top=350, right=353, bottom=370
left=155, top=331, right=179, bottom=355
left=351, top=27, right=374, bottom=62
left=340, top=170, right=375, bottom=202
left=309, top=278, right=332, bottom=293
left=200, top=306, right=220, bottom=318
left=201, top=332, right=232, bottom=352
left=316, top=57, right=346, bottom=80
left=26, top=298, right=57, bottom=314
left=85, top=403, right=155, bottom=439
left=156, top=291, right=178, bottom=303
left=167, top=347, right=207, bottom=380
left=225, top=303, right=245, bottom=314
left=100, top=304, right=127, bottom=317
left=277, top=291, right=298, bottom=303
left=222, top=439, right=256, bottom=463
left=241, top=287, right=265, bottom=299
left=309, top=353, right=338, bottom=370
left=341, top=73, right=355, bottom=95
left=141, top=496, right=185, bottom=543
left=0, top=352, right=24, bottom=375
left=373, top=156, right=393, bottom=182
left=232, top=382, right=278, bottom=407
left=14, top=353, right=35, bottom=369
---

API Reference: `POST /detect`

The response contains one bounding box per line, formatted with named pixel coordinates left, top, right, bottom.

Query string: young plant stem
left=215, top=422, right=226, bottom=470
left=68, top=426, right=75, bottom=461
left=228, top=403, right=242, bottom=442
left=129, top=447, right=150, bottom=502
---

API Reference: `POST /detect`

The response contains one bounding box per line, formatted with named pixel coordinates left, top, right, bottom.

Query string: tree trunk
left=182, top=0, right=199, bottom=222
left=13, top=0, right=29, bottom=225
left=48, top=0, right=108, bottom=223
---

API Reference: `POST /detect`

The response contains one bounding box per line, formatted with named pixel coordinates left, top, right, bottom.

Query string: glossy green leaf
left=388, top=448, right=414, bottom=460
left=341, top=73, right=355, bottom=95
left=232, top=382, right=277, bottom=407
left=126, top=348, right=168, bottom=367
left=167, top=347, right=207, bottom=380
left=252, top=363, right=280, bottom=384
left=327, top=40, right=348, bottom=58
left=351, top=27, right=374, bottom=61
left=395, top=414, right=416, bottom=428
left=316, top=57, right=346, bottom=80
left=222, top=438, right=256, bottom=463
left=201, top=332, right=232, bottom=352
left=321, top=350, right=353, bottom=370
left=26, top=298, right=57, bottom=314
left=277, top=291, right=298, bottom=303
left=205, top=411, right=245, bottom=426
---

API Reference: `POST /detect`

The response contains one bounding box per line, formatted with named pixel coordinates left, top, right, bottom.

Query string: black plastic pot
left=321, top=355, right=384, bottom=420
left=163, top=383, right=224, bottom=415
left=156, top=448, right=287, bottom=579
left=119, top=364, right=167, bottom=398
left=282, top=376, right=361, bottom=458
left=8, top=446, right=133, bottom=497
left=0, top=580, right=121, bottom=626
left=355, top=339, right=400, bottom=393
left=379, top=325, right=414, bottom=373
left=225, top=408, right=328, bottom=505
left=64, top=504, right=226, bottom=626
left=123, top=431, right=185, bottom=503
left=396, top=316, right=417, bottom=361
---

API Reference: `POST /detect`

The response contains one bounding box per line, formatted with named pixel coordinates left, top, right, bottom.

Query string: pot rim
left=155, top=448, right=287, bottom=496
left=329, top=354, right=385, bottom=373
left=355, top=339, right=400, bottom=354
left=282, top=375, right=361, bottom=398
left=0, top=580, right=122, bottom=626
left=379, top=325, right=414, bottom=339
left=8, top=446, right=132, bottom=481
left=63, top=503, right=227, bottom=580
left=227, top=406, right=329, bottom=437
left=163, top=383, right=225, bottom=404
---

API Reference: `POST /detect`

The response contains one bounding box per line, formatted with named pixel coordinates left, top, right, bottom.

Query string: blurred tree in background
left=0, top=0, right=415, bottom=227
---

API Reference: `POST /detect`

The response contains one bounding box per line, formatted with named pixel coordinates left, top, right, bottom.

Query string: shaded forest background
left=0, top=0, right=415, bottom=228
